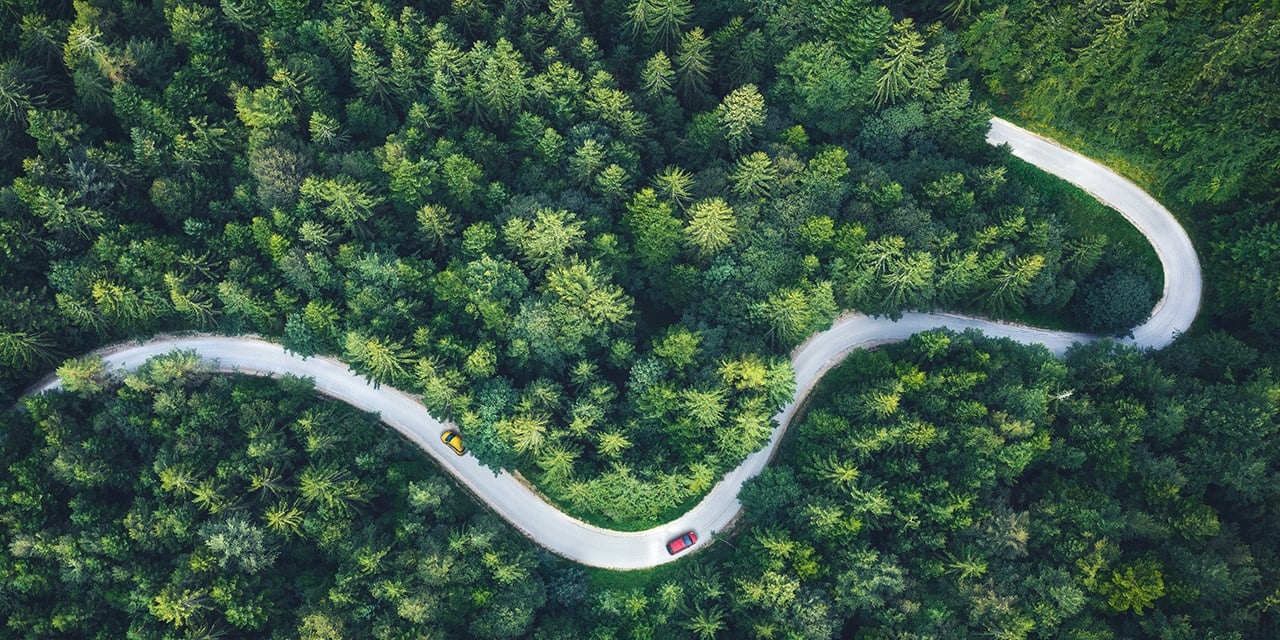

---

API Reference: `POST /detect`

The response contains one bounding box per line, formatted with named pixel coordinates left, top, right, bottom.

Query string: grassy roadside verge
left=993, top=109, right=1166, bottom=201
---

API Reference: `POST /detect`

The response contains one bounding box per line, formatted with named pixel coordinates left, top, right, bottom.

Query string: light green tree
left=200, top=515, right=277, bottom=574
left=719, top=84, right=766, bottom=154
left=984, top=254, right=1045, bottom=315
left=567, top=139, right=605, bottom=185
left=1, top=330, right=55, bottom=369
left=593, top=163, right=631, bottom=203
left=503, top=208, right=585, bottom=272
left=417, top=203, right=458, bottom=250
left=1098, top=558, right=1166, bottom=615
left=343, top=332, right=411, bottom=386
left=478, top=38, right=529, bottom=124
left=625, top=188, right=681, bottom=271
left=299, top=176, right=383, bottom=232
left=874, top=20, right=925, bottom=107
left=685, top=604, right=727, bottom=639
left=684, top=198, right=736, bottom=258
left=598, top=431, right=633, bottom=458
left=653, top=165, right=695, bottom=208
left=730, top=151, right=777, bottom=199
left=151, top=587, right=209, bottom=629
left=640, top=51, right=675, bottom=97
left=881, top=250, right=935, bottom=310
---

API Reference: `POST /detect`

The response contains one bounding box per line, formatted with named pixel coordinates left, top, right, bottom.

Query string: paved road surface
left=35, top=118, right=1201, bottom=569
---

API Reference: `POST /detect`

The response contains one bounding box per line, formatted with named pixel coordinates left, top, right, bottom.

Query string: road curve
left=35, top=118, right=1200, bottom=569
left=985, top=118, right=1201, bottom=349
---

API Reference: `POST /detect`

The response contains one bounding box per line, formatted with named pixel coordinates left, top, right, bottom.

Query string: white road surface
left=35, top=118, right=1201, bottom=569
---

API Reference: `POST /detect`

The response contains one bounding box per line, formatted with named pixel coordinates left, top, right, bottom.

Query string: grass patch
left=1005, top=305, right=1079, bottom=333
left=585, top=558, right=683, bottom=591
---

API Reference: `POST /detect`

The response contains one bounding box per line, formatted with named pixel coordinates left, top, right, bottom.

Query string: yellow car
left=441, top=430, right=465, bottom=456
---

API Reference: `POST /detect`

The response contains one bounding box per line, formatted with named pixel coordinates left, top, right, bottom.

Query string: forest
left=6, top=332, right=1279, bottom=638
left=0, top=0, right=1170, bottom=527
left=955, top=0, right=1280, bottom=343
left=1, top=0, right=1277, bottom=637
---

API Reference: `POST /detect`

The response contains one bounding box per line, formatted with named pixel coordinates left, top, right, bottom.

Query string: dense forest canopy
left=2, top=0, right=1278, bottom=637
left=0, top=0, right=1166, bottom=528
left=4, top=354, right=555, bottom=639
left=5, top=332, right=1279, bottom=638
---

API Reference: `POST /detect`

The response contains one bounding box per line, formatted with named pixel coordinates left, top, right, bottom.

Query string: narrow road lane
left=37, top=118, right=1201, bottom=569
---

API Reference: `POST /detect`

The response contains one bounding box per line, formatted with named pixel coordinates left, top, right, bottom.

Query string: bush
left=1074, top=268, right=1153, bottom=336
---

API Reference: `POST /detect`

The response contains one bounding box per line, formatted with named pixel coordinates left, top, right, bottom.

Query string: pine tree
left=731, top=151, right=778, bottom=199
left=502, top=208, right=585, bottom=272
left=983, top=254, right=1045, bottom=315
left=719, top=84, right=766, bottom=155
left=417, top=204, right=458, bottom=250
left=640, top=51, right=675, bottom=97
left=880, top=250, right=935, bottom=311
left=685, top=604, right=727, bottom=639
left=343, top=332, right=411, bottom=386
left=874, top=20, right=925, bottom=107
left=652, top=165, right=695, bottom=208
left=684, top=198, right=736, bottom=258
left=674, top=27, right=711, bottom=103
left=625, top=189, right=681, bottom=272
left=0, top=330, right=54, bottom=369
left=647, top=0, right=692, bottom=50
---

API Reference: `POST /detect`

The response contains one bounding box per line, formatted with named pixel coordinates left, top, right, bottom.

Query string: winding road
left=36, top=117, right=1201, bottom=570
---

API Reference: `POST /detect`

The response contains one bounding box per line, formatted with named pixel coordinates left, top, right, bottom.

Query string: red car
left=666, top=531, right=697, bottom=555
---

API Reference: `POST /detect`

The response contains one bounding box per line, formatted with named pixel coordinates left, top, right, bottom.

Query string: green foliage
left=1075, top=268, right=1154, bottom=336
left=725, top=331, right=1280, bottom=638
left=731, top=151, right=777, bottom=200
left=683, top=198, right=737, bottom=259
left=640, top=51, right=675, bottom=97
left=718, top=84, right=766, bottom=155
left=1097, top=557, right=1166, bottom=615
left=0, top=329, right=55, bottom=370
left=754, top=281, right=837, bottom=346
left=774, top=41, right=872, bottom=138
left=503, top=208, right=585, bottom=273
left=625, top=188, right=681, bottom=278
left=0, top=0, right=1235, bottom=594
left=0, top=7, right=1271, bottom=640
left=983, top=253, right=1045, bottom=316
left=343, top=331, right=410, bottom=386
left=874, top=20, right=925, bottom=107
left=674, top=27, right=711, bottom=103
left=54, top=355, right=106, bottom=395
left=626, top=0, right=693, bottom=50
left=959, top=0, right=1280, bottom=346
left=199, top=515, right=278, bottom=574
left=1, top=358, right=545, bottom=638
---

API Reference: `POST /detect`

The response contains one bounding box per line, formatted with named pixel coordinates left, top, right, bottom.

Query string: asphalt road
left=36, top=118, right=1201, bottom=569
